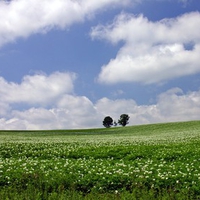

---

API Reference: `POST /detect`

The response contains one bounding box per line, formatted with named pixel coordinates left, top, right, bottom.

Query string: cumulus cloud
left=95, top=98, right=137, bottom=120
left=0, top=71, right=199, bottom=130
left=0, top=71, right=102, bottom=129
left=96, top=88, right=200, bottom=126
left=156, top=88, right=200, bottom=121
left=91, top=12, right=200, bottom=84
left=11, top=108, right=56, bottom=130
left=0, top=0, right=131, bottom=47
left=0, top=71, right=76, bottom=106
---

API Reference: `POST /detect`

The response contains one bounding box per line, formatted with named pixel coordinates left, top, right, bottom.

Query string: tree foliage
left=118, top=114, right=130, bottom=127
left=103, top=116, right=113, bottom=128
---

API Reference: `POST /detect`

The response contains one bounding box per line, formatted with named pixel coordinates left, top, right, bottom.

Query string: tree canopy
left=118, top=114, right=130, bottom=127
left=103, top=116, right=113, bottom=128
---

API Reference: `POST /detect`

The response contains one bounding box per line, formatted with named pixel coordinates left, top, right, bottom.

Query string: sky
left=0, top=0, right=200, bottom=130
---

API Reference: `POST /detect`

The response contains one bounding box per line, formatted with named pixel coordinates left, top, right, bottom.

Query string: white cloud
left=0, top=72, right=102, bottom=129
left=157, top=88, right=200, bottom=121
left=0, top=0, right=131, bottom=47
left=0, top=71, right=76, bottom=106
left=0, top=118, right=27, bottom=130
left=11, top=108, right=57, bottom=130
left=0, top=101, right=11, bottom=117
left=96, top=88, right=200, bottom=126
left=91, top=12, right=200, bottom=84
left=0, top=72, right=200, bottom=130
left=55, top=94, right=100, bottom=128
left=95, top=97, right=137, bottom=121
left=0, top=98, right=101, bottom=130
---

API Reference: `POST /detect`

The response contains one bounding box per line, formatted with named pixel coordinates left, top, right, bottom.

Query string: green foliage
left=0, top=121, right=200, bottom=199
left=118, top=114, right=130, bottom=127
left=103, top=116, right=113, bottom=128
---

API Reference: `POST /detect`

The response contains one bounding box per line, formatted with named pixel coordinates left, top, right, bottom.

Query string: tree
left=118, top=114, right=130, bottom=127
left=103, top=116, right=113, bottom=128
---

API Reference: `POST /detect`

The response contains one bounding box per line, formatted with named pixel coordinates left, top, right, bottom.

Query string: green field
left=0, top=121, right=200, bottom=199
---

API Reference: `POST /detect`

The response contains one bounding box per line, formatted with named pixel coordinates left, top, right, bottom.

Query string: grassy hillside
left=0, top=120, right=200, bottom=199
left=0, top=120, right=200, bottom=143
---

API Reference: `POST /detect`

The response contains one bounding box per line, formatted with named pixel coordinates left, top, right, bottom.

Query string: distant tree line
left=103, top=114, right=130, bottom=128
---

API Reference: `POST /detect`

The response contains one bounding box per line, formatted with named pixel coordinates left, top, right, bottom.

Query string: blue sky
left=0, top=0, right=200, bottom=129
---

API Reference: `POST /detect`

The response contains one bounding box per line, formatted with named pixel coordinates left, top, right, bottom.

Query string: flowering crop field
left=1, top=121, right=200, bottom=199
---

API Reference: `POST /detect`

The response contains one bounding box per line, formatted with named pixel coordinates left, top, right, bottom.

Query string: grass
left=0, top=120, right=200, bottom=199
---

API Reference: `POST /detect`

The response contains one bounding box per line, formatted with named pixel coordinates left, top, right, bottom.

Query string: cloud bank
left=0, top=0, right=131, bottom=48
left=91, top=12, right=200, bottom=84
left=0, top=72, right=200, bottom=130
